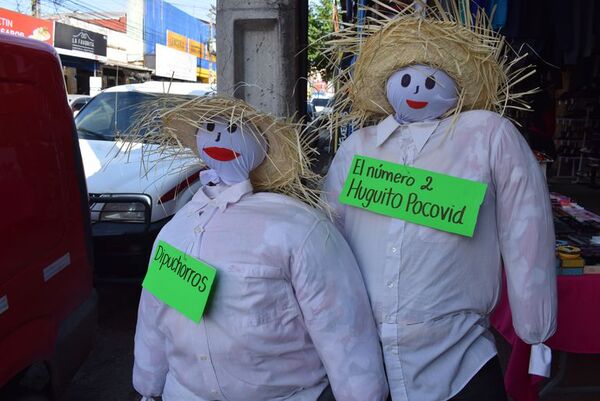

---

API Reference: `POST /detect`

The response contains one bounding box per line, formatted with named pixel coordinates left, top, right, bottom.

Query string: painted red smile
left=203, top=147, right=241, bottom=162
left=406, top=99, right=429, bottom=109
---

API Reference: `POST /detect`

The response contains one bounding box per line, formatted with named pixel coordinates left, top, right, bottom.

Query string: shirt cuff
left=528, top=343, right=552, bottom=377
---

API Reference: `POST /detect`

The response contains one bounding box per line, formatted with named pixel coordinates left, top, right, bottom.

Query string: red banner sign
left=0, top=8, right=54, bottom=45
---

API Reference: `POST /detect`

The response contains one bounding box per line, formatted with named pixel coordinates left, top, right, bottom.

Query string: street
left=63, top=280, right=141, bottom=401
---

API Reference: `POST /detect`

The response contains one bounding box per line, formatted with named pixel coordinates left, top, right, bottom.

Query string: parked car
left=311, top=96, right=333, bottom=116
left=0, top=34, right=97, bottom=399
left=67, top=95, right=92, bottom=116
left=75, top=81, right=213, bottom=277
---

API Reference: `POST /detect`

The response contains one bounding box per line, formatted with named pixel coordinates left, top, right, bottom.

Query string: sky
left=0, top=0, right=215, bottom=21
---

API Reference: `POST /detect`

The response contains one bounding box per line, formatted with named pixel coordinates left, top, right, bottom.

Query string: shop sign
left=188, top=38, right=204, bottom=59
left=54, top=22, right=107, bottom=60
left=0, top=7, right=54, bottom=45
left=155, top=43, right=197, bottom=82
left=167, top=30, right=187, bottom=52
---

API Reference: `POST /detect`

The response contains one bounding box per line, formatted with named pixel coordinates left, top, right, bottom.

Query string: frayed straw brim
left=126, top=96, right=323, bottom=209
left=324, top=0, right=537, bottom=129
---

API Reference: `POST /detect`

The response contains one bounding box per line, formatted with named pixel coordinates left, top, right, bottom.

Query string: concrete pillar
left=216, top=0, right=307, bottom=117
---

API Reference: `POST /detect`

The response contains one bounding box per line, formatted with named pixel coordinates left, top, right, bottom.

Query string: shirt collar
left=191, top=179, right=253, bottom=211
left=409, top=120, right=441, bottom=153
left=376, top=115, right=440, bottom=152
left=376, top=115, right=401, bottom=147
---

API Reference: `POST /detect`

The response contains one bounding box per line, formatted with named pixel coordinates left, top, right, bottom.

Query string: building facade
left=138, top=0, right=216, bottom=83
left=1, top=1, right=216, bottom=95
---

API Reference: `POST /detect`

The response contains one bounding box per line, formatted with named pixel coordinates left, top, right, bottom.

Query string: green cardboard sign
left=339, top=155, right=488, bottom=237
left=143, top=240, right=216, bottom=322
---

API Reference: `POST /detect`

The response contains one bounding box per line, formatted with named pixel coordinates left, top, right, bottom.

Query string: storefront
left=53, top=22, right=107, bottom=95
left=102, top=62, right=152, bottom=88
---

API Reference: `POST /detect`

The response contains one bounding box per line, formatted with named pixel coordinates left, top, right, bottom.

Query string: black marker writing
left=154, top=245, right=209, bottom=292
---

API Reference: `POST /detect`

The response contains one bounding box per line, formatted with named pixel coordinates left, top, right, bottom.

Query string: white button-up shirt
left=323, top=111, right=557, bottom=401
left=133, top=179, right=388, bottom=401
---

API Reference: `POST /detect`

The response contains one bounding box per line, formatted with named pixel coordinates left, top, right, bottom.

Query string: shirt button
left=388, top=282, right=394, bottom=288
left=391, top=247, right=397, bottom=253
left=200, top=355, right=208, bottom=361
left=195, top=226, right=205, bottom=233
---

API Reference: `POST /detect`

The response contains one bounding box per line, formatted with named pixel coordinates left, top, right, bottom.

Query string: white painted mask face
left=385, top=65, right=458, bottom=123
left=196, top=119, right=267, bottom=185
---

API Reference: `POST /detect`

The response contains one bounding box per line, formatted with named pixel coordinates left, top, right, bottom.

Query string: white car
left=75, top=81, right=213, bottom=276
left=311, top=96, right=333, bottom=116
left=67, top=94, right=92, bottom=116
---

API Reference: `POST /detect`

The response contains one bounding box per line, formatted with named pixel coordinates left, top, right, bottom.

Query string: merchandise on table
left=583, top=265, right=600, bottom=274
left=551, top=193, right=600, bottom=273
left=534, top=151, right=554, bottom=178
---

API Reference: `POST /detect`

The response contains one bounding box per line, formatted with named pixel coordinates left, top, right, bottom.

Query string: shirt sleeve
left=291, top=219, right=389, bottom=401
left=491, top=118, right=557, bottom=376
left=322, top=142, right=351, bottom=230
left=133, top=288, right=168, bottom=397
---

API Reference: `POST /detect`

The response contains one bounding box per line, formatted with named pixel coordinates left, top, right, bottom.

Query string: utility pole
left=31, top=0, right=40, bottom=17
left=216, top=0, right=308, bottom=118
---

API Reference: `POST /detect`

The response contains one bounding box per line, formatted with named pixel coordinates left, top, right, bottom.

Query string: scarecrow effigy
left=131, top=96, right=388, bottom=401
left=323, top=2, right=557, bottom=400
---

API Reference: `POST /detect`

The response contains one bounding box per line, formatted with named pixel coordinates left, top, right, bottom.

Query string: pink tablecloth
left=490, top=274, right=600, bottom=401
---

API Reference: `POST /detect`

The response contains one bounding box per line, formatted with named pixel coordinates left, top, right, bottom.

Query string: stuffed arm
left=291, top=219, right=388, bottom=401
left=492, top=118, right=557, bottom=377
left=133, top=289, right=168, bottom=398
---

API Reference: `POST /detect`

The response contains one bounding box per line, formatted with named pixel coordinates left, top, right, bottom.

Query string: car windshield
left=75, top=91, right=160, bottom=141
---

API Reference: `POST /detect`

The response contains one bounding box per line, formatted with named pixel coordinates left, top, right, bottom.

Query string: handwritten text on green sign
left=339, top=155, right=487, bottom=237
left=143, top=240, right=216, bottom=322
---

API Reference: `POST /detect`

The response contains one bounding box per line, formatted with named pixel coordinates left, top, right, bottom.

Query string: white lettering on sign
left=71, top=31, right=95, bottom=53
left=0, top=17, right=13, bottom=27
left=0, top=27, right=24, bottom=36
left=43, top=253, right=71, bottom=282
left=0, top=295, right=8, bottom=316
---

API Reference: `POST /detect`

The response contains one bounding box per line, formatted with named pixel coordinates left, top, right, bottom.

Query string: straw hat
left=326, top=0, right=535, bottom=127
left=127, top=95, right=321, bottom=208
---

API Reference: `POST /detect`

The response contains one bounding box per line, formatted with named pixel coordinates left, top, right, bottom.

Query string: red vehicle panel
left=0, top=34, right=96, bottom=395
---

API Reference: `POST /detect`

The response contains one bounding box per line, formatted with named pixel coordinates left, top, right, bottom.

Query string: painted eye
left=425, top=75, right=436, bottom=90
left=206, top=123, right=215, bottom=132
left=227, top=124, right=238, bottom=133
left=401, top=74, right=411, bottom=87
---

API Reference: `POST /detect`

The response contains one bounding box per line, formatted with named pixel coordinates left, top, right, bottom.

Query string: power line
left=56, top=0, right=174, bottom=42
left=1, top=0, right=215, bottom=60
left=50, top=0, right=217, bottom=69
left=59, top=0, right=212, bottom=40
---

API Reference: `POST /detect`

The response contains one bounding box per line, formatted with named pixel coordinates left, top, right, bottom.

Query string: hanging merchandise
left=322, top=2, right=557, bottom=401
left=127, top=96, right=388, bottom=401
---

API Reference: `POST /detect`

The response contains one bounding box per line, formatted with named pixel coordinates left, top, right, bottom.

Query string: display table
left=491, top=274, right=600, bottom=401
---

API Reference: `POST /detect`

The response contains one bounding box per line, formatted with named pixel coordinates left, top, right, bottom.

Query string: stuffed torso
left=133, top=98, right=388, bottom=401
left=136, top=184, right=384, bottom=401
left=324, top=109, right=555, bottom=400
left=323, top=6, right=557, bottom=396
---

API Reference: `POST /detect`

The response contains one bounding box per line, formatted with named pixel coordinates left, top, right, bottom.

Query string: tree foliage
left=308, top=0, right=336, bottom=82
